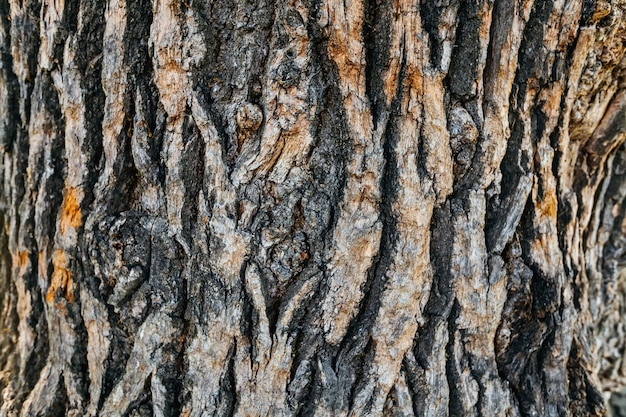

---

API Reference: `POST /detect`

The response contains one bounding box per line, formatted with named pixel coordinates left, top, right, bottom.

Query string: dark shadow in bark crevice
left=363, top=0, right=392, bottom=128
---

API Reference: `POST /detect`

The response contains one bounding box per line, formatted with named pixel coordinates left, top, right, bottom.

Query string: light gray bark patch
left=486, top=116, right=534, bottom=254
left=31, top=70, right=65, bottom=251
left=448, top=105, right=479, bottom=180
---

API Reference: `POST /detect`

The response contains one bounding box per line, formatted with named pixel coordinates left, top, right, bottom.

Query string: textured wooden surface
left=0, top=0, right=626, bottom=415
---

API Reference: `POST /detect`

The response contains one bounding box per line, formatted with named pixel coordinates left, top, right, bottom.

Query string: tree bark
left=1, top=0, right=626, bottom=415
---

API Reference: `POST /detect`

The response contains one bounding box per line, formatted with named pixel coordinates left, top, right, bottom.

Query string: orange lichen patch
left=45, top=250, right=74, bottom=303
left=60, top=187, right=82, bottom=235
left=591, top=0, right=612, bottom=22
left=13, top=251, right=29, bottom=276
left=538, top=191, right=558, bottom=219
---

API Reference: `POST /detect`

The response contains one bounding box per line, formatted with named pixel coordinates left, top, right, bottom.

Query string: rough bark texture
left=1, top=0, right=626, bottom=416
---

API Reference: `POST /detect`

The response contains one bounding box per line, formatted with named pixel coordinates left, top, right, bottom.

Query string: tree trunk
left=1, top=0, right=626, bottom=415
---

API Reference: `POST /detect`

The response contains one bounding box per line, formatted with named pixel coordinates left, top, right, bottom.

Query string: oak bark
left=1, top=0, right=626, bottom=416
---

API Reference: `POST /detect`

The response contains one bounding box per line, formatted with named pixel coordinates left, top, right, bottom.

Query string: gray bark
left=1, top=0, right=626, bottom=416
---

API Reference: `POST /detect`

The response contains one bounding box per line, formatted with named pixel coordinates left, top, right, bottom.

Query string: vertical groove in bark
left=1, top=0, right=626, bottom=416
left=318, top=0, right=384, bottom=350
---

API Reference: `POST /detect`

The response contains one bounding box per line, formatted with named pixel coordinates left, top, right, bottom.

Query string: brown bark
left=1, top=0, right=626, bottom=416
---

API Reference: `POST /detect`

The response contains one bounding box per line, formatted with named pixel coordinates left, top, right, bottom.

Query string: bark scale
left=0, top=0, right=626, bottom=416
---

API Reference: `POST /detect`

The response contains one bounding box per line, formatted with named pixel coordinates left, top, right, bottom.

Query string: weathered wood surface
left=1, top=0, right=626, bottom=415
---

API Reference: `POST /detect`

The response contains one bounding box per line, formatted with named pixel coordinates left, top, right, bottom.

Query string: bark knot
left=236, top=103, right=263, bottom=131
